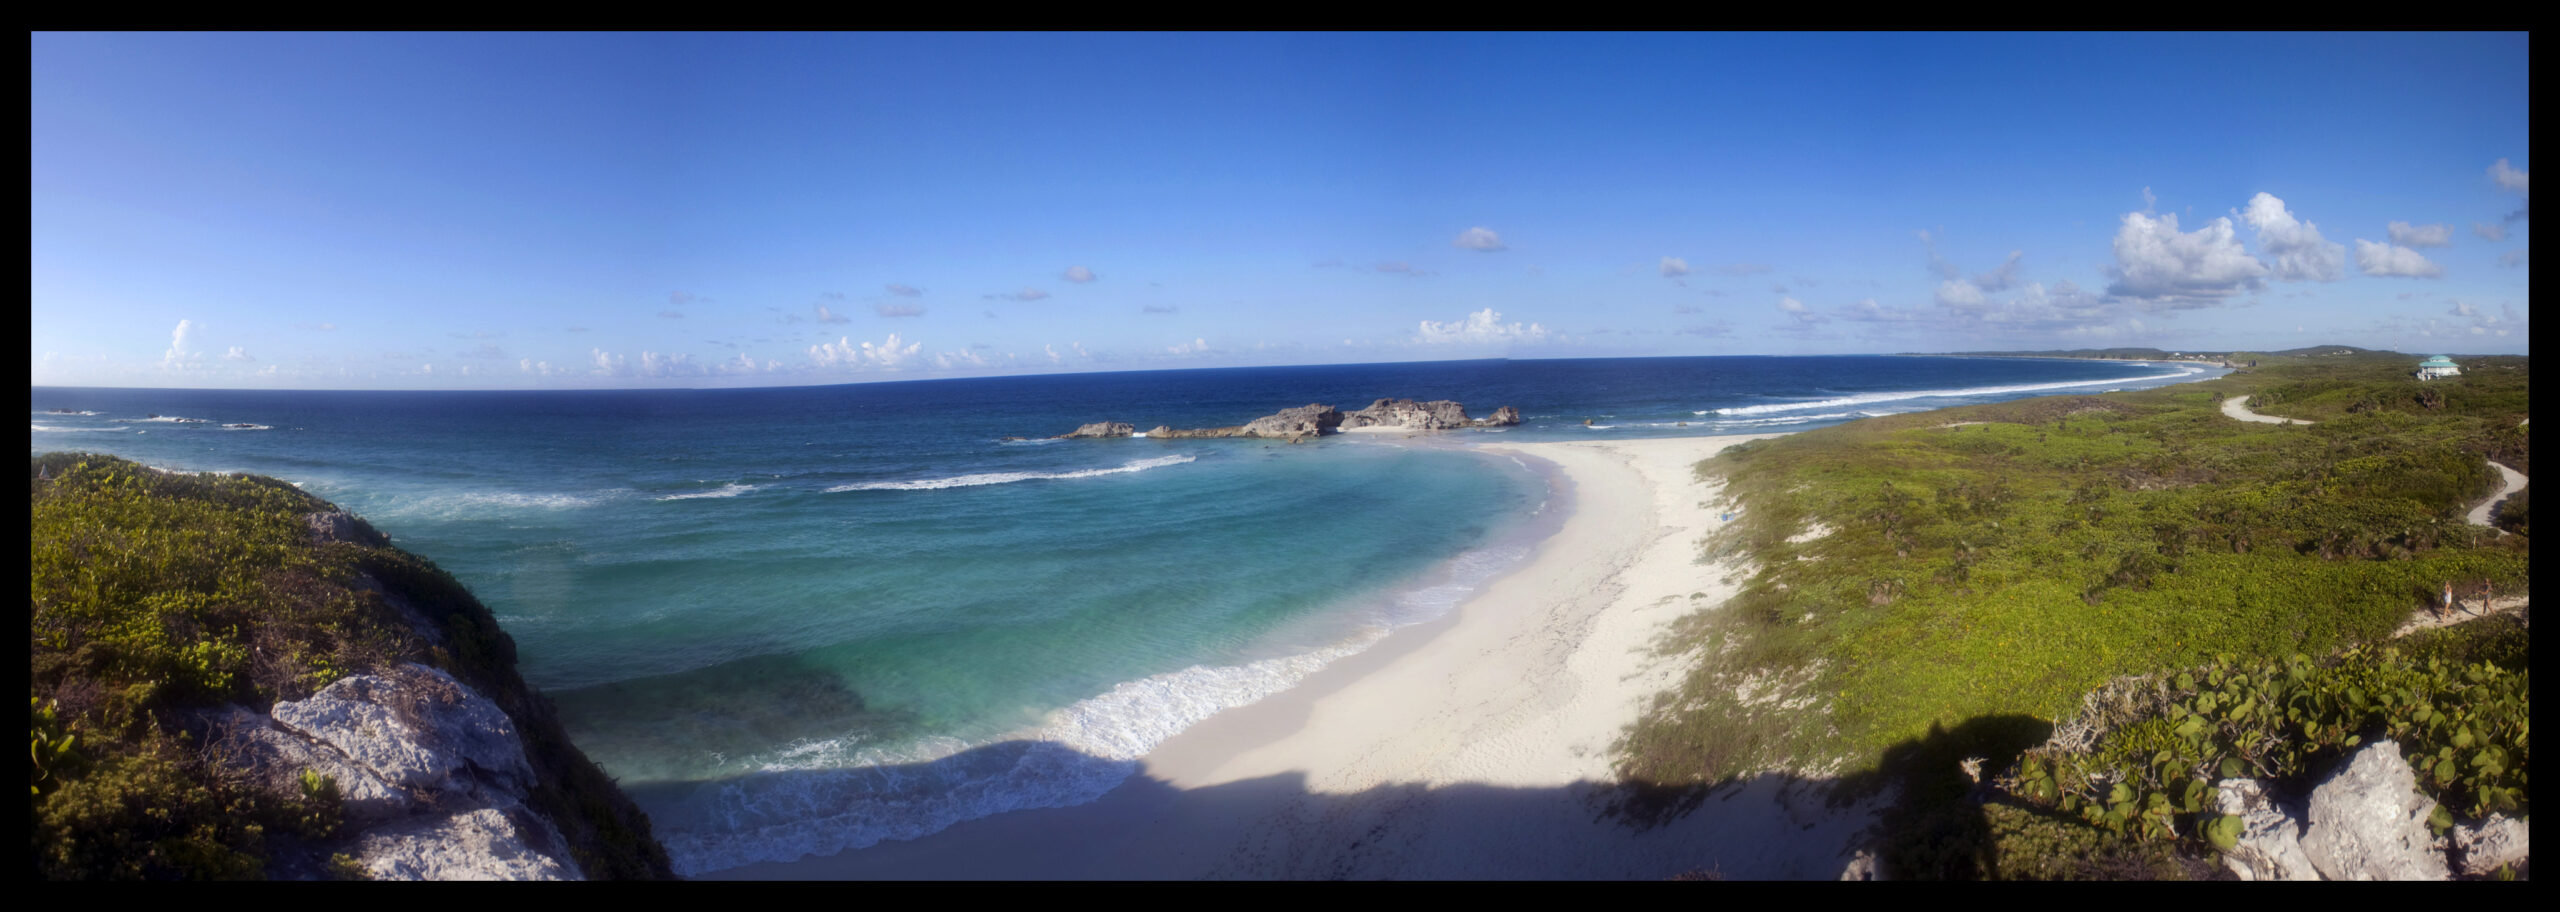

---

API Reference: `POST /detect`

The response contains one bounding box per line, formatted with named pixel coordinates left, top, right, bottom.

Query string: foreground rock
left=2213, top=778, right=2322, bottom=880
left=217, top=664, right=582, bottom=880
left=1058, top=398, right=1519, bottom=441
left=2299, top=739, right=2449, bottom=880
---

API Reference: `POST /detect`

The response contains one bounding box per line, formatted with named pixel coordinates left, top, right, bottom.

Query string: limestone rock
left=305, top=510, right=390, bottom=547
left=270, top=664, right=537, bottom=807
left=1144, top=425, right=1245, bottom=439
left=2451, top=814, right=2529, bottom=877
left=2212, top=778, right=2321, bottom=881
left=207, top=705, right=413, bottom=826
left=1239, top=404, right=1343, bottom=438
left=1340, top=398, right=1475, bottom=431
left=2299, top=740, right=2449, bottom=880
left=356, top=806, right=582, bottom=881
left=1478, top=405, right=1522, bottom=426
left=1056, top=421, right=1136, bottom=439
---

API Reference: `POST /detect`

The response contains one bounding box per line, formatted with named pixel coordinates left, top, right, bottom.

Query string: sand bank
left=700, top=433, right=1874, bottom=880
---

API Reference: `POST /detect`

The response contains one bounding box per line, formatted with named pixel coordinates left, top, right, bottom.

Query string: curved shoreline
left=699, top=432, right=1878, bottom=880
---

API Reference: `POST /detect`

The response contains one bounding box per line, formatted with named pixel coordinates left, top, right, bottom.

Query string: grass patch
left=31, top=453, right=674, bottom=879
left=1613, top=350, right=2530, bottom=877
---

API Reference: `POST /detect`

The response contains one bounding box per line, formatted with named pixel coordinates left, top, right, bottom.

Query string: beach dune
left=703, top=434, right=1876, bottom=880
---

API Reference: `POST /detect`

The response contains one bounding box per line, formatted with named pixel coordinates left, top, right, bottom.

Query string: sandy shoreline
left=699, top=433, right=1875, bottom=880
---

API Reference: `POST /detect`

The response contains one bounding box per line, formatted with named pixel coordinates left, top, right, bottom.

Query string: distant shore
left=699, top=433, right=1876, bottom=880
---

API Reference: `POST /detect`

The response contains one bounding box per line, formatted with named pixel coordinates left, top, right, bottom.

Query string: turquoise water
left=29, top=355, right=2219, bottom=872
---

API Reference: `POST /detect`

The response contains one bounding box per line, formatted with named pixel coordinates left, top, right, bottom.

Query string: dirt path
left=2467, top=460, right=2529, bottom=527
left=2220, top=395, right=2313, bottom=425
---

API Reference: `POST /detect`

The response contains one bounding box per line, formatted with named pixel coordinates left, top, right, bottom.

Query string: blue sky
left=31, top=32, right=2531, bottom=389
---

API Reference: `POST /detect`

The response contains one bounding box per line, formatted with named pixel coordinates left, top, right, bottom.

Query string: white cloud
left=2141, top=186, right=2157, bottom=211
left=1973, top=251, right=2024, bottom=292
left=223, top=346, right=255, bottom=362
left=1935, top=278, right=1986, bottom=310
left=1062, top=265, right=1098, bottom=283
left=875, top=305, right=925, bottom=318
left=2236, top=193, right=2344, bottom=282
left=638, top=351, right=695, bottom=377
left=886, top=283, right=924, bottom=297
left=1453, top=227, right=1506, bottom=251
left=161, top=320, right=203, bottom=370
left=2104, top=211, right=2267, bottom=301
left=1166, top=337, right=1209, bottom=355
left=1044, top=343, right=1062, bottom=364
left=1777, top=297, right=1827, bottom=324
left=2353, top=239, right=2445, bottom=278
left=1415, top=308, right=1550, bottom=345
left=2490, top=158, right=2530, bottom=197
left=2387, top=221, right=2454, bottom=248
left=810, top=333, right=922, bottom=369
left=591, top=348, right=626, bottom=375
left=1659, top=256, right=1691, bottom=278
left=815, top=305, right=851, bottom=324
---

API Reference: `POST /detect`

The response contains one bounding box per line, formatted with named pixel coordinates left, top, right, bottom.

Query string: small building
left=2416, top=355, right=2462, bottom=380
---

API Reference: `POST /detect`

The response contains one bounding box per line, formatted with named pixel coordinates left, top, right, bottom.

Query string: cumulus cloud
left=2235, top=193, right=2344, bottom=282
left=1453, top=227, right=1506, bottom=251
left=161, top=320, right=203, bottom=370
left=810, top=333, right=922, bottom=369
left=2490, top=158, right=2530, bottom=197
left=223, top=346, right=255, bottom=362
left=1659, top=256, right=1691, bottom=278
left=815, top=305, right=852, bottom=324
left=591, top=348, right=626, bottom=375
left=886, top=283, right=924, bottom=297
left=1777, top=297, right=1828, bottom=324
left=1415, top=308, right=1550, bottom=345
left=1062, top=265, right=1098, bottom=283
left=1974, top=250, right=2025, bottom=292
left=875, top=305, right=925, bottom=318
left=638, top=351, right=697, bottom=377
left=1166, top=337, right=1209, bottom=355
left=2388, top=221, right=2454, bottom=248
left=2104, top=211, right=2267, bottom=302
left=1935, top=278, right=1986, bottom=310
left=2353, top=239, right=2445, bottom=278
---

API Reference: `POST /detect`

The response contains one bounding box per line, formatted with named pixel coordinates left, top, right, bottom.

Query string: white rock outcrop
left=2213, top=777, right=2321, bottom=880
left=2298, top=740, right=2449, bottom=881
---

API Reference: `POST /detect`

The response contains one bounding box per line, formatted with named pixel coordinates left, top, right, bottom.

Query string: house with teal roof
left=2416, top=355, right=2462, bottom=380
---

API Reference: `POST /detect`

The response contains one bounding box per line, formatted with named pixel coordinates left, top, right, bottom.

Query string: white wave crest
left=453, top=491, right=604, bottom=510
left=826, top=454, right=1197, bottom=493
left=658, top=483, right=758, bottom=501
left=29, top=424, right=127, bottom=433
left=1707, top=369, right=2200, bottom=416
left=140, top=415, right=209, bottom=423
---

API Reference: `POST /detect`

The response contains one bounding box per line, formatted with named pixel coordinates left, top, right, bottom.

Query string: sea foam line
left=1702, top=368, right=2201, bottom=416
left=658, top=483, right=758, bottom=501
left=825, top=454, right=1196, bottom=492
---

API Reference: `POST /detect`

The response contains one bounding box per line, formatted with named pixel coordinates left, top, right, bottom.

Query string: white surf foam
left=29, top=424, right=127, bottom=433
left=825, top=454, right=1197, bottom=493
left=140, top=415, right=209, bottom=423
left=1705, top=368, right=2200, bottom=416
left=658, top=483, right=757, bottom=501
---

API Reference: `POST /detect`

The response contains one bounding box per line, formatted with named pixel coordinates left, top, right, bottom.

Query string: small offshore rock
left=2299, top=740, right=2449, bottom=881
left=1055, top=421, right=1136, bottom=439
left=1240, top=404, right=1343, bottom=438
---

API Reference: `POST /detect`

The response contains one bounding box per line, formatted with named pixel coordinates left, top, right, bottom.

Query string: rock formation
left=2213, top=777, right=2321, bottom=880
left=1059, top=398, right=1518, bottom=441
left=2299, top=739, right=2450, bottom=880
left=1056, top=421, right=1137, bottom=439
left=212, top=664, right=582, bottom=880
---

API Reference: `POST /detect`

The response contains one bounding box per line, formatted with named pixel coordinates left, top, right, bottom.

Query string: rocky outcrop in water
left=1058, top=398, right=1518, bottom=441
left=1057, top=421, right=1138, bottom=439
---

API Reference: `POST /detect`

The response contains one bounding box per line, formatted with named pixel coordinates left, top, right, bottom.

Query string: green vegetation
left=30, top=453, right=674, bottom=879
left=1615, top=349, right=2529, bottom=877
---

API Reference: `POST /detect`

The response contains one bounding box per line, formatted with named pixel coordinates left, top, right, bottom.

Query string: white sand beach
left=701, top=433, right=1878, bottom=880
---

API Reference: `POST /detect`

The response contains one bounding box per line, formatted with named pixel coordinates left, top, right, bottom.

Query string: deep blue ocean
left=30, top=355, right=2216, bottom=873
